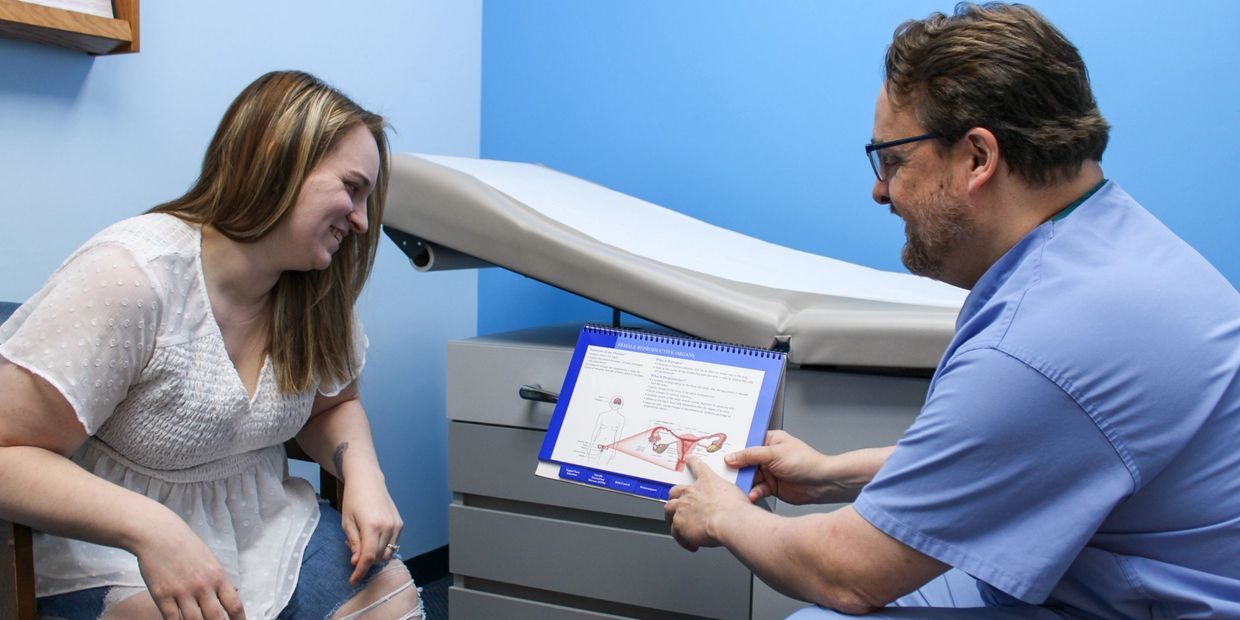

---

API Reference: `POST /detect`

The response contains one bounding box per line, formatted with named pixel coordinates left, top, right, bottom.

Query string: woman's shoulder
left=85, top=213, right=199, bottom=262
left=63, top=214, right=205, bottom=313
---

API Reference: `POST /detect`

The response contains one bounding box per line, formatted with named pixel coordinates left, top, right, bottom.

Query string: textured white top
left=0, top=214, right=366, bottom=619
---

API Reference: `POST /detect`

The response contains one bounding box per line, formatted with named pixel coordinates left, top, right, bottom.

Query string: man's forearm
left=819, top=445, right=896, bottom=502
left=713, top=503, right=945, bottom=614
left=712, top=504, right=879, bottom=613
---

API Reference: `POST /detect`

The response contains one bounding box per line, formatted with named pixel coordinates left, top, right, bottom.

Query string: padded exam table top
left=382, top=153, right=966, bottom=369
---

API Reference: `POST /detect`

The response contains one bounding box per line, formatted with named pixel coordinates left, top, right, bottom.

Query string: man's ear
left=962, top=127, right=999, bottom=193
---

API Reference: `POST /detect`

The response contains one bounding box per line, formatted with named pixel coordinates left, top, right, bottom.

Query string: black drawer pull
left=518, top=384, right=559, bottom=404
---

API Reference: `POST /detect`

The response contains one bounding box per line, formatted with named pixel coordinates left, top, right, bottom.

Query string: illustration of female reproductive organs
left=591, top=395, right=727, bottom=473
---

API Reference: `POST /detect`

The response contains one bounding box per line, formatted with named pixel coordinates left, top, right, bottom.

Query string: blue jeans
left=278, top=502, right=394, bottom=619
left=37, top=502, right=390, bottom=620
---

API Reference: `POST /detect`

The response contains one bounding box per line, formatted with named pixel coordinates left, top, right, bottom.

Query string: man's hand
left=666, top=446, right=944, bottom=612
left=725, top=430, right=863, bottom=505
left=664, top=457, right=755, bottom=552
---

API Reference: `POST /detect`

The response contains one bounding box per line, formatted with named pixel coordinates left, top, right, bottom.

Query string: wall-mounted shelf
left=0, top=0, right=139, bottom=55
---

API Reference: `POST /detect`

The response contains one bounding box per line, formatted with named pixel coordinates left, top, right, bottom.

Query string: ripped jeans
left=37, top=502, right=424, bottom=620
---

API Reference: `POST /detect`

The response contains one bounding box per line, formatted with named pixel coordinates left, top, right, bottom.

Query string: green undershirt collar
left=1050, top=178, right=1108, bottom=222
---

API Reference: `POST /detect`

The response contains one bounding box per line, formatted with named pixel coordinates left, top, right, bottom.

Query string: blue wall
left=479, top=1, right=1240, bottom=335
left=0, top=0, right=480, bottom=557
left=3, top=0, right=1237, bottom=568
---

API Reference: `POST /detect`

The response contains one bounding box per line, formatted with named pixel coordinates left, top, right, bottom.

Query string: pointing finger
left=684, top=457, right=715, bottom=479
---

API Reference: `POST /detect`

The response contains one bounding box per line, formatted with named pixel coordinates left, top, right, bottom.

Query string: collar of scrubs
left=1050, top=178, right=1108, bottom=222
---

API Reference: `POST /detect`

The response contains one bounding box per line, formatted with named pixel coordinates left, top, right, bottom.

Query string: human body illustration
left=588, top=396, right=626, bottom=465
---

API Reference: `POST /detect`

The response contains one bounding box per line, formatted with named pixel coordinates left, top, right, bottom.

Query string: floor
left=420, top=574, right=450, bottom=618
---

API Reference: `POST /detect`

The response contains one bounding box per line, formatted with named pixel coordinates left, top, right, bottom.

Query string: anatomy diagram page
left=537, top=325, right=786, bottom=501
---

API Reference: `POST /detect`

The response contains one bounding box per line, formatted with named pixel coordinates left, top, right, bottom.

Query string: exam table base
left=445, top=326, right=927, bottom=619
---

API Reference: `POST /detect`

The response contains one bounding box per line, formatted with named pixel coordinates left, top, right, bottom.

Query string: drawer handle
left=518, top=384, right=559, bottom=404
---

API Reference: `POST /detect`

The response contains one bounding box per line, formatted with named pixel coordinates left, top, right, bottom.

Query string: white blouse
left=0, top=213, right=365, bottom=619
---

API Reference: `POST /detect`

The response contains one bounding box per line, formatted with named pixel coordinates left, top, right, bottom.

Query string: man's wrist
left=710, top=498, right=765, bottom=548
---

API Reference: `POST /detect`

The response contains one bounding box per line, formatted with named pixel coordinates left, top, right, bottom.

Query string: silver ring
left=386, top=543, right=400, bottom=552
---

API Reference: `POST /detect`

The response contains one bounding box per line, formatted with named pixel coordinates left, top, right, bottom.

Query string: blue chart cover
left=536, top=325, right=786, bottom=502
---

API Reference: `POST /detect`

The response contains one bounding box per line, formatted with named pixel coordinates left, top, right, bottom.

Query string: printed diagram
left=542, top=330, right=780, bottom=495
left=602, top=425, right=727, bottom=472
left=588, top=396, right=626, bottom=465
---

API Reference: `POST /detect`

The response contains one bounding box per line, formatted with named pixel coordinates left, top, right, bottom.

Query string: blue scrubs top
left=853, top=181, right=1240, bottom=618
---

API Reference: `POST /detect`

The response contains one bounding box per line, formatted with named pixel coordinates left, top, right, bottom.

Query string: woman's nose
left=348, top=201, right=368, bottom=234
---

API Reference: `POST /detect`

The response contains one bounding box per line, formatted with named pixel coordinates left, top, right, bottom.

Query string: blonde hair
left=151, top=70, right=390, bottom=393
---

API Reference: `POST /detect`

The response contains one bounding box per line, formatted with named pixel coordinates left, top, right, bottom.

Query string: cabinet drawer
left=446, top=325, right=579, bottom=429
left=450, top=586, right=642, bottom=619
left=782, top=368, right=926, bottom=454
left=450, top=504, right=750, bottom=619
left=450, top=421, right=668, bottom=521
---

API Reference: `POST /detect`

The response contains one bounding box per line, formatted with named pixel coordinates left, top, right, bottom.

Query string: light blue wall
left=0, top=1, right=480, bottom=557
left=479, top=1, right=1240, bottom=335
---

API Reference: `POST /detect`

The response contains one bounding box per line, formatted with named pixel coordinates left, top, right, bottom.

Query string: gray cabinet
left=446, top=325, right=929, bottom=619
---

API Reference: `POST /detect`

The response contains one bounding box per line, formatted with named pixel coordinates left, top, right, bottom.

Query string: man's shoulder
left=971, top=182, right=1238, bottom=359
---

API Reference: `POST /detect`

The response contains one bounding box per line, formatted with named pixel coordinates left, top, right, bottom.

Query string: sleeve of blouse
left=318, top=312, right=368, bottom=397
left=0, top=243, right=160, bottom=435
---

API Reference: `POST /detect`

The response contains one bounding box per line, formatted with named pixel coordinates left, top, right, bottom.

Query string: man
left=663, top=3, right=1240, bottom=618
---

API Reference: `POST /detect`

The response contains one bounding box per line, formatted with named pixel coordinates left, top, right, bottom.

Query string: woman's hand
left=0, top=362, right=245, bottom=619
left=131, top=510, right=246, bottom=620
left=340, top=470, right=404, bottom=586
left=298, top=383, right=403, bottom=585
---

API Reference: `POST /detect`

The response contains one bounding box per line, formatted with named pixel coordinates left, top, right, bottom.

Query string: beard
left=899, top=186, right=972, bottom=280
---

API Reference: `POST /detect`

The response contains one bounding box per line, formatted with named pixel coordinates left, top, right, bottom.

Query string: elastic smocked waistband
left=80, top=439, right=288, bottom=484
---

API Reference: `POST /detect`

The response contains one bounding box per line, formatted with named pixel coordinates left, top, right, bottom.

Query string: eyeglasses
left=865, top=132, right=939, bottom=182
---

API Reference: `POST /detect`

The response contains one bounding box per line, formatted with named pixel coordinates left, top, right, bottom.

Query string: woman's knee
left=329, top=560, right=422, bottom=619
left=98, top=587, right=162, bottom=620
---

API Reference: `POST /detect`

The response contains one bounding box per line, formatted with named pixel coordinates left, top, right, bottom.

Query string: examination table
left=382, top=154, right=965, bottom=619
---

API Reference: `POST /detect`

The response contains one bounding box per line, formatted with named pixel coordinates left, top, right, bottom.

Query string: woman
left=0, top=71, right=422, bottom=619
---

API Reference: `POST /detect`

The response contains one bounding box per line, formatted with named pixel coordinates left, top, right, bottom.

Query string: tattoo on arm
left=333, top=442, right=349, bottom=481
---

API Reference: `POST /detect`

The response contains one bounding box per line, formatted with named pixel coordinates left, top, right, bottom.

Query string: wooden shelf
left=0, top=0, right=138, bottom=55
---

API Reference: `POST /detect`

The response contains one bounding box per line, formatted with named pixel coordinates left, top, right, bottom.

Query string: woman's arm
left=297, top=382, right=403, bottom=585
left=0, top=360, right=245, bottom=619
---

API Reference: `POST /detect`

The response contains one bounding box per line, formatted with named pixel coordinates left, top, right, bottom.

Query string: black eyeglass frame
left=865, top=132, right=940, bottom=182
